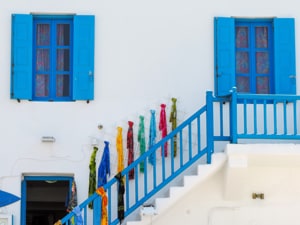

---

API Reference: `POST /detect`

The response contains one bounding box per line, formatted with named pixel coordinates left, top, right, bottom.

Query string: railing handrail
left=59, top=90, right=300, bottom=225
left=230, top=88, right=300, bottom=142
left=60, top=95, right=213, bottom=225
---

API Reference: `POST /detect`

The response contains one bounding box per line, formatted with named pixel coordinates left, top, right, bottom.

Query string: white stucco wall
left=1, top=0, right=300, bottom=224
left=148, top=144, right=300, bottom=225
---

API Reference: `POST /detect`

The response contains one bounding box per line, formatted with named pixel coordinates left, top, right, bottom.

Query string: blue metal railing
left=58, top=90, right=300, bottom=225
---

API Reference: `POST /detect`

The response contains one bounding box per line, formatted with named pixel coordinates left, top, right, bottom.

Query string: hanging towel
left=116, top=127, right=124, bottom=173
left=148, top=110, right=157, bottom=165
left=159, top=103, right=168, bottom=157
left=73, top=206, right=83, bottom=225
left=138, top=115, right=146, bottom=172
left=169, top=98, right=177, bottom=157
left=98, top=141, right=111, bottom=187
left=96, top=187, right=108, bottom=225
left=115, top=172, right=125, bottom=223
left=67, top=180, right=78, bottom=212
left=127, top=121, right=135, bottom=179
left=88, top=146, right=98, bottom=209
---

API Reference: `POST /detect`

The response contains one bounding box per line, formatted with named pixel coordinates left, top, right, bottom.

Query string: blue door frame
left=21, top=175, right=73, bottom=225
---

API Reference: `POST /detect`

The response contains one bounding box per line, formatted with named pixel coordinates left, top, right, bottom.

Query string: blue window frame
left=33, top=18, right=73, bottom=101
left=11, top=14, right=95, bottom=102
left=214, top=17, right=296, bottom=96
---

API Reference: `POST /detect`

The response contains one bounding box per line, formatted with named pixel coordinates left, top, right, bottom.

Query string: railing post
left=206, top=91, right=214, bottom=164
left=230, top=87, right=238, bottom=143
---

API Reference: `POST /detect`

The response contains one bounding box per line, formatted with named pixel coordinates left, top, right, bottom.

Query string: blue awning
left=0, top=190, right=20, bottom=207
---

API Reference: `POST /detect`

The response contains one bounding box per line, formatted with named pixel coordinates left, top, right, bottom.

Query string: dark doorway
left=22, top=176, right=73, bottom=225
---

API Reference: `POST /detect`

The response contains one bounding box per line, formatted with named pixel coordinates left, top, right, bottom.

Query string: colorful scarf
left=115, top=172, right=125, bottom=223
left=159, top=103, right=168, bottom=157
left=127, top=121, right=134, bottom=179
left=67, top=180, right=78, bottom=212
left=73, top=206, right=83, bottom=225
left=96, top=187, right=108, bottom=225
left=116, top=127, right=124, bottom=173
left=169, top=98, right=177, bottom=157
left=98, top=141, right=111, bottom=187
left=138, top=115, right=146, bottom=172
left=148, top=110, right=157, bottom=165
left=88, top=146, right=98, bottom=209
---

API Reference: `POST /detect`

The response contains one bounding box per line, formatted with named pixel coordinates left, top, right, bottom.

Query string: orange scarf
left=96, top=187, right=108, bottom=225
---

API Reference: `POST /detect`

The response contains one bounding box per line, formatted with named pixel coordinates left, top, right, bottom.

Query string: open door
left=21, top=175, right=73, bottom=225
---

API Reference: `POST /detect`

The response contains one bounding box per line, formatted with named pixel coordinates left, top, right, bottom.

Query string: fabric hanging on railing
left=116, top=127, right=124, bottom=173
left=88, top=146, right=98, bottom=209
left=115, top=172, right=125, bottom=223
left=148, top=109, right=157, bottom=165
left=72, top=206, right=83, bottom=225
left=98, top=141, right=111, bottom=187
left=127, top=121, right=135, bottom=179
left=96, top=187, right=108, bottom=225
left=66, top=180, right=78, bottom=225
left=159, top=103, right=168, bottom=157
left=67, top=180, right=78, bottom=212
left=169, top=97, right=177, bottom=157
left=138, top=115, right=146, bottom=172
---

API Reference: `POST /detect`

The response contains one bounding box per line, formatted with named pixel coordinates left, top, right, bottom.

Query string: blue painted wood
left=274, top=18, right=296, bottom=94
left=293, top=101, right=297, bottom=134
left=230, top=88, right=238, bottom=143
left=11, top=14, right=33, bottom=100
left=206, top=91, right=214, bottom=163
left=214, top=17, right=235, bottom=96
left=73, top=15, right=95, bottom=101
left=254, top=100, right=257, bottom=134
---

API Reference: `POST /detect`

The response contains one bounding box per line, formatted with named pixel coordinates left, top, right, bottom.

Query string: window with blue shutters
left=11, top=14, right=95, bottom=102
left=214, top=17, right=296, bottom=96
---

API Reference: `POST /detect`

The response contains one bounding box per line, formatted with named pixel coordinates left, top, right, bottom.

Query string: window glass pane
left=36, top=24, right=50, bottom=46
left=56, top=49, right=70, bottom=71
left=256, top=26, right=268, bottom=48
left=56, top=74, right=70, bottom=97
left=236, top=52, right=249, bottom=73
left=35, top=74, right=49, bottom=97
left=236, top=76, right=250, bottom=93
left=36, top=49, right=50, bottom=71
left=236, top=26, right=248, bottom=48
left=256, top=76, right=269, bottom=94
left=57, top=24, right=70, bottom=46
left=256, top=52, right=269, bottom=74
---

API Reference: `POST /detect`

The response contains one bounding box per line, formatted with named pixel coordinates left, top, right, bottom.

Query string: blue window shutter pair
left=214, top=17, right=296, bottom=96
left=11, top=14, right=95, bottom=101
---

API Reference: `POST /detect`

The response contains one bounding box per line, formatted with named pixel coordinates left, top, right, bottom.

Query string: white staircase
left=126, top=153, right=227, bottom=225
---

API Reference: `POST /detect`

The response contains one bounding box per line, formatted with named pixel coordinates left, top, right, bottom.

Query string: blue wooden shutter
left=214, top=17, right=235, bottom=96
left=274, top=18, right=296, bottom=94
left=73, top=15, right=95, bottom=101
left=11, top=14, right=33, bottom=100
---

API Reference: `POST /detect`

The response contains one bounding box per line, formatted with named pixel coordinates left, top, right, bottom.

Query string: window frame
left=32, top=17, right=73, bottom=101
left=235, top=20, right=274, bottom=94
